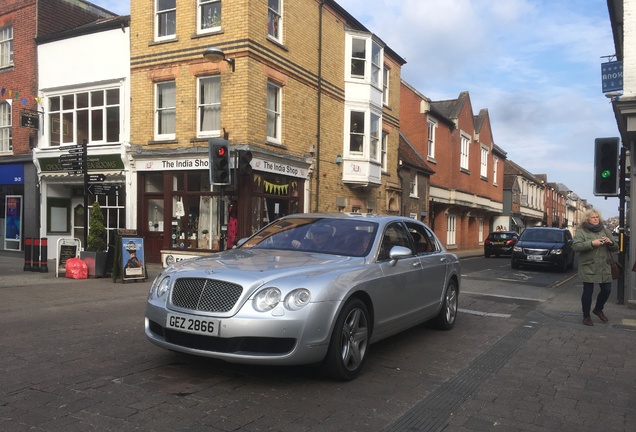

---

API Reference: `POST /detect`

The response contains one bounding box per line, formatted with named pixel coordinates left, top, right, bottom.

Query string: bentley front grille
left=171, top=278, right=243, bottom=312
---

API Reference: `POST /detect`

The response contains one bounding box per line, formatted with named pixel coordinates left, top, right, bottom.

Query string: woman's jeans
left=581, top=282, right=612, bottom=317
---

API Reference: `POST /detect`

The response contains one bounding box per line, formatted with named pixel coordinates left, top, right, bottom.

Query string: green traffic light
left=601, top=169, right=612, bottom=179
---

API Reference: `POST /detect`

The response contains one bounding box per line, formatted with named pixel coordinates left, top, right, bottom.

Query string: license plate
left=528, top=255, right=543, bottom=261
left=166, top=313, right=220, bottom=336
left=495, top=241, right=504, bottom=245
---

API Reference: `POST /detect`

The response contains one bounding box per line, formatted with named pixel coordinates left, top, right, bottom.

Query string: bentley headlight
left=253, top=287, right=282, bottom=312
left=513, top=245, right=522, bottom=252
left=151, top=275, right=171, bottom=298
left=284, top=289, right=311, bottom=311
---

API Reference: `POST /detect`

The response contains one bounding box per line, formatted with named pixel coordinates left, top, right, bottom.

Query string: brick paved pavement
left=1, top=249, right=636, bottom=431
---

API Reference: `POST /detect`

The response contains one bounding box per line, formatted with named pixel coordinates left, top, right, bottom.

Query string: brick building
left=128, top=0, right=405, bottom=264
left=400, top=84, right=505, bottom=251
left=0, top=0, right=114, bottom=251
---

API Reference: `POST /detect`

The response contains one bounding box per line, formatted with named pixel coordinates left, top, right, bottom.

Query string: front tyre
left=431, top=279, right=458, bottom=330
left=321, top=298, right=370, bottom=381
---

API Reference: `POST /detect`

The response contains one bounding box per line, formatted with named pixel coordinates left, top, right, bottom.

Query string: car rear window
left=521, top=229, right=563, bottom=242
left=490, top=233, right=515, bottom=241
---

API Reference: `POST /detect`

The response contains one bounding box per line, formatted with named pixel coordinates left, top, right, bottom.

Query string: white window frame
left=478, top=218, right=483, bottom=243
left=410, top=172, right=418, bottom=198
left=198, top=0, right=221, bottom=34
left=369, top=113, right=380, bottom=161
left=427, top=119, right=436, bottom=159
left=155, top=0, right=176, bottom=41
left=266, top=81, right=282, bottom=144
left=348, top=110, right=365, bottom=155
left=197, top=76, right=221, bottom=137
left=460, top=134, right=470, bottom=170
left=349, top=37, right=366, bottom=79
left=0, top=101, right=11, bottom=152
left=381, top=131, right=388, bottom=171
left=493, top=156, right=499, bottom=185
left=155, top=81, right=176, bottom=141
left=480, top=146, right=488, bottom=178
left=46, top=87, right=121, bottom=147
left=371, top=42, right=381, bottom=87
left=446, top=214, right=456, bottom=246
left=268, top=0, right=283, bottom=42
left=0, top=26, right=13, bottom=69
left=345, top=107, right=383, bottom=160
left=382, top=66, right=389, bottom=105
left=347, top=35, right=383, bottom=85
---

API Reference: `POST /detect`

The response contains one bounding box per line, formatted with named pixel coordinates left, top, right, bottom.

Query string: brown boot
left=593, top=309, right=609, bottom=322
left=583, top=317, right=594, bottom=326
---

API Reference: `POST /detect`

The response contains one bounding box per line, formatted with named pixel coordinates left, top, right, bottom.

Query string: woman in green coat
left=572, top=209, right=619, bottom=326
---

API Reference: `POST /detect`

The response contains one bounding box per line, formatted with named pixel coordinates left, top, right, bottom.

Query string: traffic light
left=593, top=137, right=620, bottom=196
left=209, top=139, right=231, bottom=185
left=238, top=150, right=253, bottom=176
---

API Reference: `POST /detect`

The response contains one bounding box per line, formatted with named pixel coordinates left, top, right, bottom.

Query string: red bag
left=65, top=257, right=88, bottom=280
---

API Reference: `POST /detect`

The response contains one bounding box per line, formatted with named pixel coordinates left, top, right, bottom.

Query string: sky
left=91, top=0, right=621, bottom=219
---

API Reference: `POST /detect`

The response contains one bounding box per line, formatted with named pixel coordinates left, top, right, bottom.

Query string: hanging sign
left=20, top=110, right=40, bottom=129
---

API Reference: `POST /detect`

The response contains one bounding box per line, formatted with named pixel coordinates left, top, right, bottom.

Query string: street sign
left=64, top=144, right=84, bottom=151
left=88, top=184, right=120, bottom=196
left=61, top=164, right=83, bottom=171
left=59, top=155, right=82, bottom=163
left=67, top=147, right=85, bottom=154
left=87, top=174, right=106, bottom=183
left=66, top=170, right=83, bottom=175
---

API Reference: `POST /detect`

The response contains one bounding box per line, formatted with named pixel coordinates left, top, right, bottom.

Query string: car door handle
left=412, top=262, right=421, bottom=268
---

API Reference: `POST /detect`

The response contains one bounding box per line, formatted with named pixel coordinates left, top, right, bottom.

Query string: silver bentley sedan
left=145, top=213, right=461, bottom=380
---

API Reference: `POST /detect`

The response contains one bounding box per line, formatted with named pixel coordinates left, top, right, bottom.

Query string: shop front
left=0, top=163, right=26, bottom=251
left=135, top=149, right=310, bottom=266
left=36, top=151, right=128, bottom=252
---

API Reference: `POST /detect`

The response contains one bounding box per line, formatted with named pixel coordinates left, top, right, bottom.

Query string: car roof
left=279, top=213, right=420, bottom=224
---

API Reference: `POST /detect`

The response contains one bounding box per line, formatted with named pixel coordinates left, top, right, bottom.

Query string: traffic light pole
left=618, top=145, right=626, bottom=305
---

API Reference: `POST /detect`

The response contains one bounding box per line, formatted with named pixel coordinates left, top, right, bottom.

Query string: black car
left=484, top=231, right=519, bottom=257
left=511, top=227, right=574, bottom=272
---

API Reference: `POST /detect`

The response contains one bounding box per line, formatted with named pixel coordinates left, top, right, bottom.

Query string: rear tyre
left=484, top=252, right=490, bottom=258
left=321, top=298, right=370, bottom=381
left=431, top=279, right=458, bottom=330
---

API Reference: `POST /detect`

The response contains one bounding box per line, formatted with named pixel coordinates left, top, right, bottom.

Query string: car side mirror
left=389, top=245, right=413, bottom=265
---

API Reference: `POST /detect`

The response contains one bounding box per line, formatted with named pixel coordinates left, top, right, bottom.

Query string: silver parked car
left=145, top=213, right=461, bottom=380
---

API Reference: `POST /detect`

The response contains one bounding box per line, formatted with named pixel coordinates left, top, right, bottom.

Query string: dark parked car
left=484, top=231, right=519, bottom=257
left=145, top=213, right=461, bottom=380
left=511, top=227, right=574, bottom=272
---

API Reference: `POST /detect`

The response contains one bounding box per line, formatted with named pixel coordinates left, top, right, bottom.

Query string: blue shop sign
left=602, top=61, right=623, bottom=93
left=0, top=164, right=24, bottom=184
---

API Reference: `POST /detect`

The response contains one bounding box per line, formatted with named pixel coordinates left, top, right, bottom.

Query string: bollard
left=40, top=237, right=48, bottom=273
left=32, top=238, right=40, bottom=272
left=23, top=237, right=33, bottom=271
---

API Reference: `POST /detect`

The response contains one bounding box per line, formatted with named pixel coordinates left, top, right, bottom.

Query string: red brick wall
left=0, top=0, right=115, bottom=155
left=0, top=1, right=37, bottom=155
